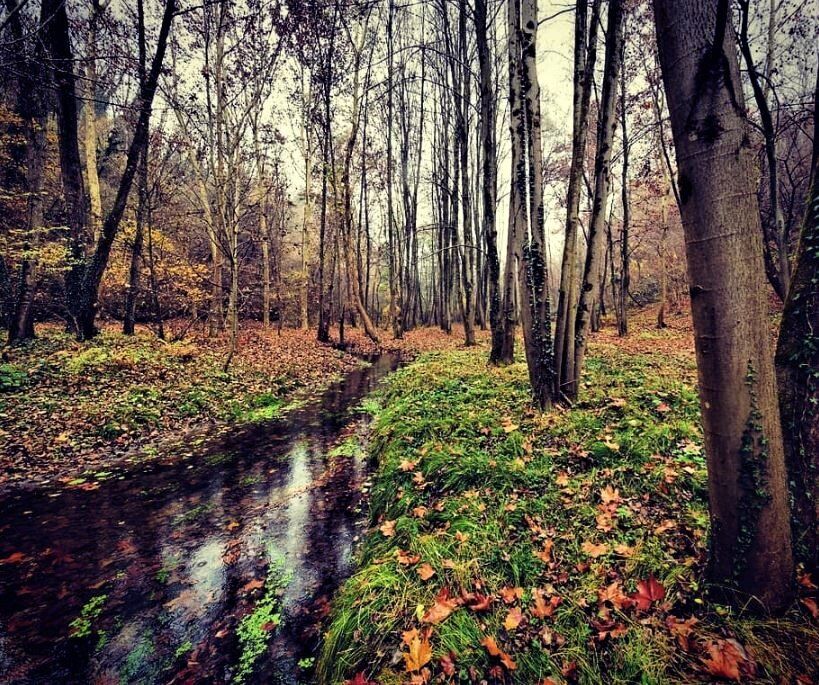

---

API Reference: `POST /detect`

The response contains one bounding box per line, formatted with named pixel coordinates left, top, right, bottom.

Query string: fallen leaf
left=344, top=673, right=376, bottom=685
left=597, top=581, right=630, bottom=610
left=481, top=636, right=516, bottom=671
left=581, top=541, right=609, bottom=558
left=500, top=586, right=524, bottom=604
left=665, top=616, right=698, bottom=651
left=417, top=563, right=436, bottom=581
left=801, top=597, right=819, bottom=619
left=399, top=460, right=417, bottom=472
left=402, top=628, right=432, bottom=672
left=240, top=578, right=265, bottom=594
left=534, top=539, right=554, bottom=563
left=380, top=520, right=396, bottom=537
left=422, top=587, right=460, bottom=624
left=701, top=639, right=749, bottom=681
left=629, top=575, right=666, bottom=612
left=396, top=549, right=421, bottom=566
left=503, top=607, right=523, bottom=631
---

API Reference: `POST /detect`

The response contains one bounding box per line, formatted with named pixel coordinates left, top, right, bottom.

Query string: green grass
left=318, top=348, right=819, bottom=684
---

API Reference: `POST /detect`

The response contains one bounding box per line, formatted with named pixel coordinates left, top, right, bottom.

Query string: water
left=0, top=353, right=400, bottom=684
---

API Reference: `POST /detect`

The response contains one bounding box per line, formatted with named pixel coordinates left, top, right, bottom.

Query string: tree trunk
left=654, top=0, right=793, bottom=611
left=618, top=51, right=630, bottom=338
left=572, top=0, right=624, bottom=399
left=554, top=0, right=602, bottom=397
left=83, top=0, right=106, bottom=243
left=775, top=72, right=819, bottom=572
left=70, top=0, right=176, bottom=340
left=7, top=0, right=46, bottom=343
left=476, top=0, right=503, bottom=363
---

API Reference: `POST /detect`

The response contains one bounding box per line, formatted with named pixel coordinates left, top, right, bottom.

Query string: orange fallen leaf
left=581, top=540, right=609, bottom=558
left=701, top=639, right=747, bottom=681
left=240, top=578, right=265, bottom=594
left=422, top=587, right=460, bottom=624
left=500, top=586, right=524, bottom=604
left=503, top=607, right=523, bottom=631
left=399, top=460, right=417, bottom=472
left=380, top=520, right=396, bottom=537
left=417, top=563, right=436, bottom=581
left=402, top=627, right=432, bottom=672
left=396, top=549, right=421, bottom=565
left=481, top=635, right=516, bottom=671
left=534, top=539, right=554, bottom=563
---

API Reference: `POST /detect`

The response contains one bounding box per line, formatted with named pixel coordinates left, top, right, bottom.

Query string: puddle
left=0, top=353, right=400, bottom=684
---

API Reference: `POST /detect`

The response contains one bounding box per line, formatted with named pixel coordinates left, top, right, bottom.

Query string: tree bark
left=654, top=0, right=793, bottom=611
left=572, top=0, right=624, bottom=399
left=554, top=0, right=602, bottom=397
left=775, top=71, right=819, bottom=572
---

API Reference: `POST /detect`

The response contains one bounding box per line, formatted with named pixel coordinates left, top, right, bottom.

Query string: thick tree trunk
left=775, top=72, right=819, bottom=572
left=572, top=0, right=624, bottom=399
left=42, top=0, right=89, bottom=330
left=654, top=0, right=793, bottom=611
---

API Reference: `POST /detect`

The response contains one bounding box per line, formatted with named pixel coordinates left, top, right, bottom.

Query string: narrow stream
left=0, top=353, right=400, bottom=684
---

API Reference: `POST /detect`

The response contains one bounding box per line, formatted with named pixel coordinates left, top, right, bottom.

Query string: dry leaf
left=380, top=520, right=396, bottom=537
left=417, top=563, right=436, bottom=581
left=503, top=607, right=523, bottom=631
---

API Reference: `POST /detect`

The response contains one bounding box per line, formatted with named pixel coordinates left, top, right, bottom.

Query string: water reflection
left=0, top=354, right=399, bottom=684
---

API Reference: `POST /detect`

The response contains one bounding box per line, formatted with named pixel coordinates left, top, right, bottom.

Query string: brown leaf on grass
left=629, top=575, right=665, bottom=611
left=503, top=607, right=523, bottom=631
left=399, top=460, right=417, bottom=472
left=417, top=563, right=436, bottom=581
left=501, top=417, right=519, bottom=433
left=481, top=636, right=517, bottom=671
left=665, top=616, right=698, bottom=652
left=654, top=519, right=676, bottom=535
left=463, top=591, right=493, bottom=612
left=422, top=587, right=460, bottom=624
left=532, top=589, right=562, bottom=618
left=500, top=586, right=524, bottom=604
left=613, top=543, right=635, bottom=557
left=600, top=485, right=621, bottom=505
left=597, top=581, right=630, bottom=610
left=595, top=511, right=615, bottom=532
left=581, top=540, right=609, bottom=558
left=412, top=506, right=428, bottom=519
left=555, top=472, right=571, bottom=487
left=534, top=539, right=554, bottom=563
left=380, top=520, right=396, bottom=537
left=700, top=639, right=752, bottom=681
left=396, top=550, right=421, bottom=566
left=402, top=627, right=433, bottom=672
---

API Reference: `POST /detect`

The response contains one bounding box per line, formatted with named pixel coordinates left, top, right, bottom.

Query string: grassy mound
left=318, top=346, right=818, bottom=684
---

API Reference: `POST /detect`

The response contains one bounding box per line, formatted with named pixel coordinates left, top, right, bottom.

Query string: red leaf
left=629, top=575, right=665, bottom=611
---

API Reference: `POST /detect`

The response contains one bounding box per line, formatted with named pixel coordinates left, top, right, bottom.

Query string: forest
left=0, top=0, right=817, bottom=683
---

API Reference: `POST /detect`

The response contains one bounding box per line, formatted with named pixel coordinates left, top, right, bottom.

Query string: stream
left=0, top=353, right=400, bottom=684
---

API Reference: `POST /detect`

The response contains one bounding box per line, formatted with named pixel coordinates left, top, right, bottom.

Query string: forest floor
left=0, top=321, right=484, bottom=491
left=318, top=308, right=819, bottom=685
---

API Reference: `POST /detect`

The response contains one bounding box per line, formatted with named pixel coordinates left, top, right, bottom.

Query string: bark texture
left=653, top=0, right=793, bottom=611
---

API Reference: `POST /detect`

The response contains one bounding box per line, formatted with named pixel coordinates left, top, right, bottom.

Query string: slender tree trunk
left=476, top=0, right=503, bottom=363
left=654, top=0, right=793, bottom=611
left=618, top=53, right=629, bottom=337
left=124, top=0, right=148, bottom=337
left=7, top=0, right=46, bottom=342
left=83, top=0, right=105, bottom=243
left=554, top=0, right=602, bottom=397
left=70, top=0, right=176, bottom=340
left=386, top=0, right=402, bottom=339
left=775, top=72, right=819, bottom=572
left=571, top=0, right=624, bottom=399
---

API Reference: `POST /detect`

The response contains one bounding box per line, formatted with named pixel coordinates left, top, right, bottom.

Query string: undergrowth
left=318, top=347, right=819, bottom=684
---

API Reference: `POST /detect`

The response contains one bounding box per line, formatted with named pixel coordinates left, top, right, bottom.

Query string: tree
left=508, top=0, right=555, bottom=410
left=553, top=0, right=602, bottom=397
left=572, top=0, right=624, bottom=400
left=775, top=70, right=819, bottom=572
left=653, top=0, right=793, bottom=611
left=475, top=0, right=504, bottom=364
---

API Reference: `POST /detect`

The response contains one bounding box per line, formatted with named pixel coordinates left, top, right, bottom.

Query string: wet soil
left=0, top=354, right=400, bottom=684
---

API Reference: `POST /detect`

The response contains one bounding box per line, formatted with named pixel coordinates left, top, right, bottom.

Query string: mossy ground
left=319, top=323, right=819, bottom=684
